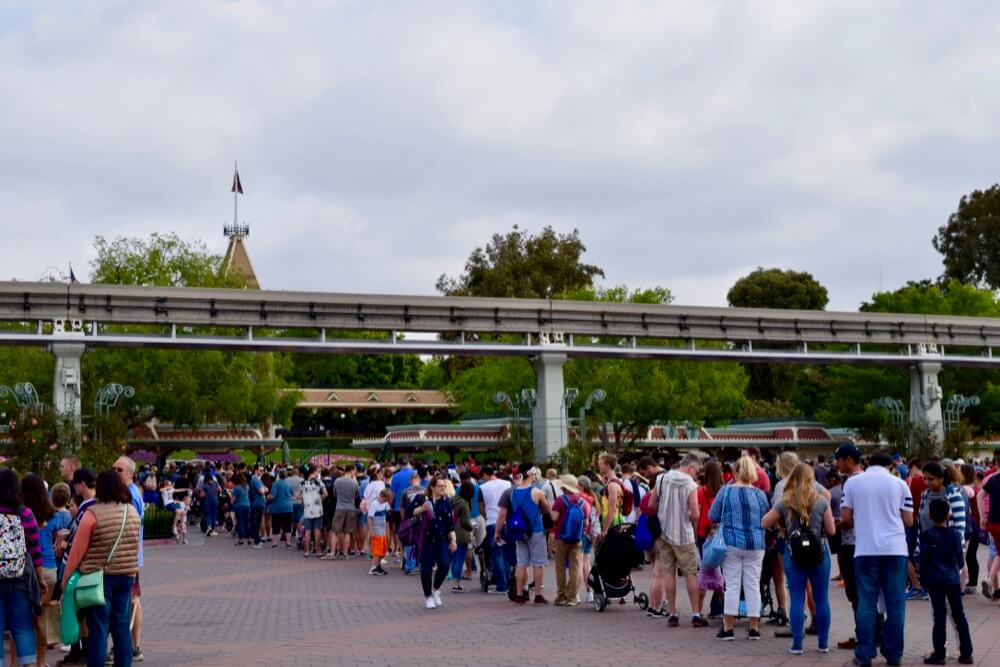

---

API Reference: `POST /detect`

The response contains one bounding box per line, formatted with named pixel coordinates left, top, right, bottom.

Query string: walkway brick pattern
left=136, top=537, right=1000, bottom=666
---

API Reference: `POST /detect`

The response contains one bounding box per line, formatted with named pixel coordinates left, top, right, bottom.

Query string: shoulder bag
left=75, top=506, right=128, bottom=609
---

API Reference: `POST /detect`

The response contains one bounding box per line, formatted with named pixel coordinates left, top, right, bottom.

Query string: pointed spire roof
left=222, top=236, right=260, bottom=289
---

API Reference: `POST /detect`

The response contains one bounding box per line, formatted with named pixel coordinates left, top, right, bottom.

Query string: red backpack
left=605, top=478, right=635, bottom=517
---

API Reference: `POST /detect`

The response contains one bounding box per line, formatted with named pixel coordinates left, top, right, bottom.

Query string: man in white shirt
left=839, top=451, right=913, bottom=667
left=480, top=466, right=512, bottom=594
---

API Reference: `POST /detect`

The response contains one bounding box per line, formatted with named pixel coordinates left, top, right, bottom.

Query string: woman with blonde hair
left=763, top=462, right=836, bottom=655
left=708, top=456, right=770, bottom=640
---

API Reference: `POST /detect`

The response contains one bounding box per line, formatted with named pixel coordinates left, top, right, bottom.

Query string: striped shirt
left=0, top=505, right=42, bottom=569
left=708, top=485, right=769, bottom=551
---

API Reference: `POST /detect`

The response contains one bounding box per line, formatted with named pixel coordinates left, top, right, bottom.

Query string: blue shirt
left=250, top=477, right=266, bottom=508
left=129, top=483, right=145, bottom=568
left=470, top=484, right=482, bottom=519
left=708, top=485, right=769, bottom=551
left=269, top=478, right=294, bottom=514
left=391, top=468, right=412, bottom=511
left=232, top=485, right=250, bottom=508
left=511, top=487, right=543, bottom=533
left=40, top=509, right=72, bottom=569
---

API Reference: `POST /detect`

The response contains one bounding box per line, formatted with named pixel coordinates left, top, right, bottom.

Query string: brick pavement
left=127, top=535, right=1000, bottom=667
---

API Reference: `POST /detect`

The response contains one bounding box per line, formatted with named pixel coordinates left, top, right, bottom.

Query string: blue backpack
left=557, top=495, right=586, bottom=543
left=507, top=489, right=534, bottom=542
left=634, top=514, right=655, bottom=551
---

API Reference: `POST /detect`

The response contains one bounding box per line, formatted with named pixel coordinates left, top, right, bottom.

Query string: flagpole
left=233, top=160, right=238, bottom=226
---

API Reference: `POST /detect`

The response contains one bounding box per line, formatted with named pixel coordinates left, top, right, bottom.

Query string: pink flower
left=49, top=443, right=58, bottom=450
left=30, top=418, right=37, bottom=427
left=30, top=438, right=36, bottom=444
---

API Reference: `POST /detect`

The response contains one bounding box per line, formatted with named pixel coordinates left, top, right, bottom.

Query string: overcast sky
left=2, top=2, right=999, bottom=312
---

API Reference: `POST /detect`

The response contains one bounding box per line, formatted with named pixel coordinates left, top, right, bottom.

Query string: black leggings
left=421, top=539, right=450, bottom=597
left=965, top=532, right=980, bottom=586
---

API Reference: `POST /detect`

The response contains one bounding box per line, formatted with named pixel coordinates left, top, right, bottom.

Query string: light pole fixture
left=944, top=394, right=980, bottom=433
left=95, top=383, right=135, bottom=417
left=0, top=383, right=42, bottom=410
left=578, top=388, right=606, bottom=445
left=872, top=396, right=907, bottom=429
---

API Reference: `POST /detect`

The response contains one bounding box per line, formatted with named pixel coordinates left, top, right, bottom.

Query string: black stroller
left=476, top=532, right=494, bottom=593
left=588, top=523, right=648, bottom=612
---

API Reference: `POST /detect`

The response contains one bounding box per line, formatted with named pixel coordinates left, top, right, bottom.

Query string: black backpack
left=786, top=512, right=823, bottom=568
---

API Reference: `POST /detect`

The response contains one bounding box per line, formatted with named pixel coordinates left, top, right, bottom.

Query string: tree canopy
left=727, top=267, right=829, bottom=310
left=436, top=225, right=605, bottom=298
left=933, top=185, right=1000, bottom=289
left=90, top=232, right=244, bottom=288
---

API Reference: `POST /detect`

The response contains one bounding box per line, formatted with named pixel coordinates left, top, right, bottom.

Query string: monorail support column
left=532, top=351, right=568, bottom=461
left=910, top=345, right=944, bottom=447
left=51, top=342, right=85, bottom=426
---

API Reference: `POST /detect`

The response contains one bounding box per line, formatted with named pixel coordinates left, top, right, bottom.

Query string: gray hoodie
left=657, top=470, right=698, bottom=545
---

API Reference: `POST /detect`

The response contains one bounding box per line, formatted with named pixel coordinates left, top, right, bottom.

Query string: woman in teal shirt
left=231, top=473, right=251, bottom=545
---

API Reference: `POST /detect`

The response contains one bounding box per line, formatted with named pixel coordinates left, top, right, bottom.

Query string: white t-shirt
left=841, top=466, right=913, bottom=557
left=364, top=480, right=387, bottom=517
left=481, top=478, right=512, bottom=525
left=300, top=478, right=325, bottom=520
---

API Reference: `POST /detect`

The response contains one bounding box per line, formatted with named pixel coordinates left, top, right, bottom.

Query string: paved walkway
left=132, top=536, right=1000, bottom=667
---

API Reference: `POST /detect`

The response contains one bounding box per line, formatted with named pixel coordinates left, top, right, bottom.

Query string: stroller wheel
left=480, top=572, right=490, bottom=593
left=635, top=592, right=649, bottom=610
left=594, top=594, right=608, bottom=612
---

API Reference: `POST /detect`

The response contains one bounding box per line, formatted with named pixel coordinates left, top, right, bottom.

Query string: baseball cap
left=833, top=443, right=861, bottom=462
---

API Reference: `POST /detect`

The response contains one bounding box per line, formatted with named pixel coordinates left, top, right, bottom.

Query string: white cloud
left=1, top=0, right=998, bottom=311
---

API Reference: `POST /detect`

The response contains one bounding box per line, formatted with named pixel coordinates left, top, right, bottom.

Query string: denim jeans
left=234, top=506, right=250, bottom=540
left=251, top=506, right=264, bottom=544
left=404, top=546, right=418, bottom=574
left=203, top=498, right=218, bottom=531
left=784, top=549, right=831, bottom=651
left=421, top=538, right=450, bottom=597
left=485, top=524, right=508, bottom=592
left=0, top=587, right=36, bottom=666
left=855, top=555, right=906, bottom=664
left=451, top=543, right=469, bottom=581
left=86, top=573, right=135, bottom=667
left=927, top=583, right=973, bottom=659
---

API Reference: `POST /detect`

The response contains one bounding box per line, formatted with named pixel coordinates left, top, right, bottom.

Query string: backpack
left=786, top=511, right=823, bottom=568
left=557, top=496, right=586, bottom=543
left=507, top=489, right=535, bottom=542
left=0, top=512, right=26, bottom=579
left=605, top=479, right=634, bottom=519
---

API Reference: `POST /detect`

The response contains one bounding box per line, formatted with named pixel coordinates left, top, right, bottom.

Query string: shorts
left=292, top=504, right=304, bottom=526
left=581, top=535, right=593, bottom=555
left=388, top=510, right=402, bottom=528
left=371, top=535, right=388, bottom=558
left=359, top=513, right=368, bottom=526
left=332, top=509, right=358, bottom=534
left=990, top=534, right=997, bottom=562
left=132, top=571, right=142, bottom=598
left=165, top=502, right=180, bottom=512
left=271, top=512, right=293, bottom=535
left=515, top=532, right=548, bottom=568
left=302, top=516, right=323, bottom=531
left=655, top=538, right=699, bottom=577
left=322, top=511, right=334, bottom=531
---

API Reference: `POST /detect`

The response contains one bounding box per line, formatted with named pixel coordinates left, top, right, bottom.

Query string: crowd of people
left=4, top=444, right=1000, bottom=666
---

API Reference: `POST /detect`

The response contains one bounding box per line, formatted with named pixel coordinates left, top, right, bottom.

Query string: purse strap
left=105, top=505, right=128, bottom=568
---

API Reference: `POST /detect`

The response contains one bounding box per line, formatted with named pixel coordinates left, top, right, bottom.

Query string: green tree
left=933, top=185, right=1000, bottom=288
left=727, top=268, right=828, bottom=402
left=90, top=232, right=246, bottom=288
left=562, top=285, right=746, bottom=450
left=85, top=233, right=299, bottom=430
left=436, top=225, right=604, bottom=298
left=727, top=267, right=829, bottom=310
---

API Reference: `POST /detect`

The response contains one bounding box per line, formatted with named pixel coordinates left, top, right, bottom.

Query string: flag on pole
left=69, top=264, right=79, bottom=284
left=231, top=166, right=244, bottom=194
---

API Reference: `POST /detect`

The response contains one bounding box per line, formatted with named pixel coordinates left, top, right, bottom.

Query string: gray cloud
left=1, top=1, right=998, bottom=309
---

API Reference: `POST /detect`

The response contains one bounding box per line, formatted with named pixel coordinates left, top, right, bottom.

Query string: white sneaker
left=586, top=591, right=594, bottom=603
left=432, top=590, right=443, bottom=607
left=425, top=596, right=436, bottom=609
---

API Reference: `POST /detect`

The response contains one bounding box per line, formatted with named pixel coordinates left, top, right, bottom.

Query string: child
left=368, top=489, right=391, bottom=576
left=920, top=498, right=973, bottom=665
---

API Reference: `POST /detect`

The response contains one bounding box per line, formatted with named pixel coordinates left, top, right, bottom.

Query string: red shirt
left=696, top=486, right=716, bottom=539
left=909, top=474, right=927, bottom=515
left=552, top=492, right=590, bottom=539
left=755, top=466, right=771, bottom=494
